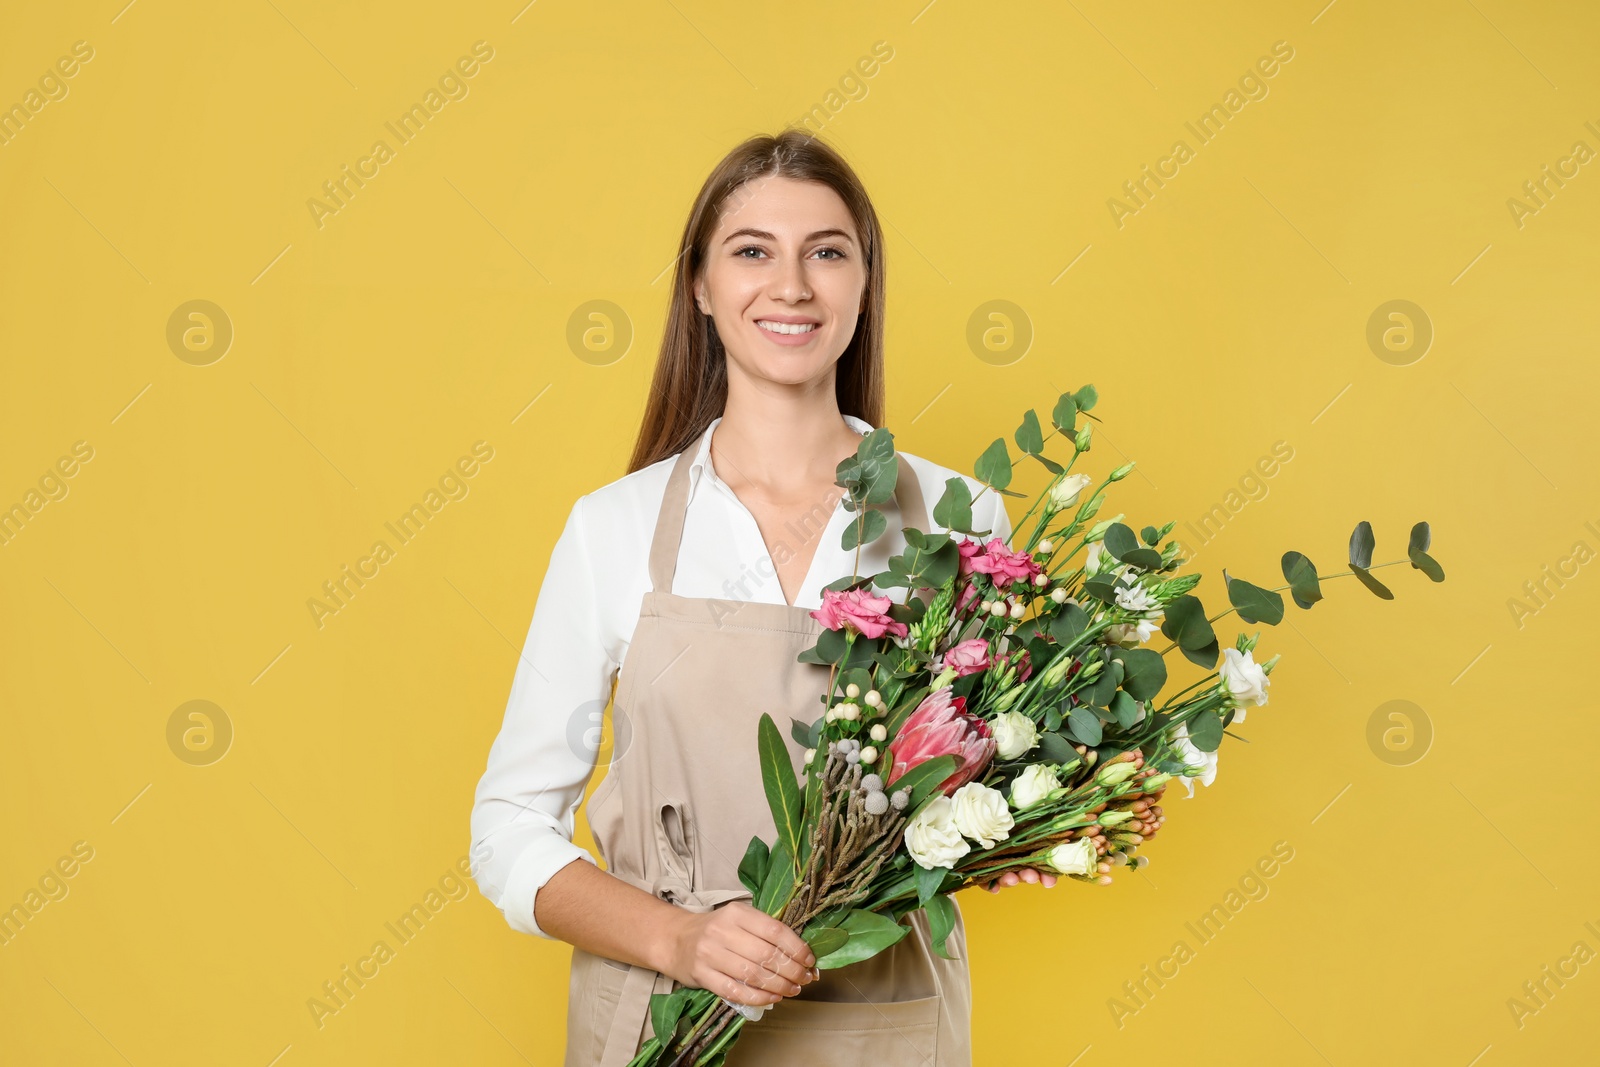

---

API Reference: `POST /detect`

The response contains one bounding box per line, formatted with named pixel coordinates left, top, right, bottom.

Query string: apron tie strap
left=597, top=802, right=757, bottom=1067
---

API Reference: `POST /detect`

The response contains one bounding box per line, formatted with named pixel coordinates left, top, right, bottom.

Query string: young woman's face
left=693, top=175, right=868, bottom=388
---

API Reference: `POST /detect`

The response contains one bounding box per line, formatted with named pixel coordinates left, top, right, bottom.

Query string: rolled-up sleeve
left=471, top=494, right=615, bottom=939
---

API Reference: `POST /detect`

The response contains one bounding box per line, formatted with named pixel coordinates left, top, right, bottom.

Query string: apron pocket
left=726, top=992, right=941, bottom=1064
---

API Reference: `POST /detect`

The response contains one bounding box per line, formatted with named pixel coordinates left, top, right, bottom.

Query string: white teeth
left=758, top=320, right=818, bottom=335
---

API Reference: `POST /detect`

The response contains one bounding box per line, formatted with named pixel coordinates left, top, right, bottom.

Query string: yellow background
left=3, top=1, right=1596, bottom=1063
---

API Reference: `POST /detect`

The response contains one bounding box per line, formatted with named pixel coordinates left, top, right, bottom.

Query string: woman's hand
left=982, top=866, right=1058, bottom=893
left=662, top=901, right=820, bottom=1007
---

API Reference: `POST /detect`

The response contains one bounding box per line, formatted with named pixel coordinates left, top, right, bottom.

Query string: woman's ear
left=693, top=278, right=710, bottom=316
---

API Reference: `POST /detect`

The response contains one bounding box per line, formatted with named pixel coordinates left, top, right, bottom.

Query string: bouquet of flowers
left=627, top=385, right=1446, bottom=1066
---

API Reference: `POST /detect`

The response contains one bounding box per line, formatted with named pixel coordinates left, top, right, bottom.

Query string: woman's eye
left=735, top=246, right=765, bottom=258
left=814, top=247, right=845, bottom=260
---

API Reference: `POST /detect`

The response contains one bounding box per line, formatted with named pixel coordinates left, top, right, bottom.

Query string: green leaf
left=841, top=507, right=888, bottom=550
left=1160, top=595, right=1215, bottom=650
left=755, top=837, right=796, bottom=915
left=1280, top=551, right=1323, bottom=610
left=974, top=438, right=1013, bottom=492
left=1181, top=640, right=1219, bottom=670
left=1109, top=690, right=1142, bottom=729
left=1140, top=525, right=1160, bottom=546
left=804, top=926, right=849, bottom=960
left=915, top=860, right=947, bottom=906
left=1037, top=728, right=1078, bottom=763
left=1352, top=566, right=1395, bottom=599
left=1047, top=603, right=1090, bottom=643
left=925, top=895, right=959, bottom=960
left=1065, top=704, right=1102, bottom=745
left=757, top=713, right=804, bottom=861
left=932, top=477, right=975, bottom=534
left=737, top=837, right=770, bottom=896
left=814, top=910, right=911, bottom=969
left=1073, top=384, right=1098, bottom=412
left=1051, top=393, right=1078, bottom=435
left=1224, top=571, right=1285, bottom=625
left=1103, top=523, right=1139, bottom=560
left=1114, top=648, right=1168, bottom=700
left=1349, top=521, right=1375, bottom=569
left=1029, top=452, right=1065, bottom=475
left=1408, top=521, right=1446, bottom=582
left=1188, top=709, right=1223, bottom=752
left=1014, top=410, right=1044, bottom=455
left=650, top=987, right=694, bottom=1046
left=790, top=716, right=820, bottom=749
left=893, top=755, right=959, bottom=810
left=1122, top=547, right=1164, bottom=571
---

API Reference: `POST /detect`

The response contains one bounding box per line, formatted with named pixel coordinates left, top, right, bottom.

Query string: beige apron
left=562, top=444, right=973, bottom=1066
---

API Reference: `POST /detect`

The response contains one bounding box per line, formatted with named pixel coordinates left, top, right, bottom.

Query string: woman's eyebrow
left=721, top=227, right=856, bottom=245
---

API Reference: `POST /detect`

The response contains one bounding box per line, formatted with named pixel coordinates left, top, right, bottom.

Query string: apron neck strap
left=647, top=444, right=932, bottom=596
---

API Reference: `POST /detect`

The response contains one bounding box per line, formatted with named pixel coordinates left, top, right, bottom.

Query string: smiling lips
left=756, top=319, right=819, bottom=336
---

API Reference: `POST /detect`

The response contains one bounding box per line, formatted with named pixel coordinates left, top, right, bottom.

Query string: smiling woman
left=470, top=130, right=1006, bottom=1066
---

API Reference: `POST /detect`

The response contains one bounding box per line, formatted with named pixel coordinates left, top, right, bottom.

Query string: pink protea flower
left=934, top=638, right=991, bottom=678
left=810, top=587, right=908, bottom=640
left=957, top=537, right=1043, bottom=588
left=886, top=687, right=997, bottom=796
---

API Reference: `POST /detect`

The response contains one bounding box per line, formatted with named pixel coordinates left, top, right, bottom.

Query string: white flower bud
left=1009, top=601, right=1025, bottom=619
left=803, top=748, right=816, bottom=765
left=1033, top=573, right=1050, bottom=587
left=845, top=682, right=860, bottom=698
left=869, top=723, right=887, bottom=742
left=1050, top=587, right=1067, bottom=603
left=1039, top=538, right=1054, bottom=554
left=989, top=600, right=1007, bottom=617
left=864, top=689, right=882, bottom=708
left=860, top=745, right=878, bottom=764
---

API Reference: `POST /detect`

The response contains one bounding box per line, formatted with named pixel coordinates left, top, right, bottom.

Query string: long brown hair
left=626, top=129, right=887, bottom=474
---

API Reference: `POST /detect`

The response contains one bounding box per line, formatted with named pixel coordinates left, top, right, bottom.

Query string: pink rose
left=935, top=638, right=991, bottom=677
left=958, top=537, right=1043, bottom=588
left=809, top=587, right=909, bottom=640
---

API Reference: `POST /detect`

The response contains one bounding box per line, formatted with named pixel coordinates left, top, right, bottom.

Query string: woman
left=470, top=130, right=1053, bottom=1066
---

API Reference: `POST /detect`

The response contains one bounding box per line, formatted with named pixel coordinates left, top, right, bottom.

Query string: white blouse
left=469, top=413, right=1014, bottom=938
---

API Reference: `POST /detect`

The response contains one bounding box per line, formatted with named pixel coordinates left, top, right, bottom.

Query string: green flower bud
left=1108, top=461, right=1135, bottom=481
left=1074, top=425, right=1093, bottom=452
left=1097, top=809, right=1136, bottom=827
left=1140, top=773, right=1172, bottom=792
left=918, top=582, right=954, bottom=654
left=1096, top=760, right=1139, bottom=786
left=1084, top=515, right=1122, bottom=543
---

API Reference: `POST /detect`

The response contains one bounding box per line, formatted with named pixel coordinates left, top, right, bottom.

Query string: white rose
left=1049, top=473, right=1092, bottom=511
left=1171, top=720, right=1218, bottom=798
left=949, top=782, right=1014, bottom=848
left=903, top=796, right=971, bottom=869
left=991, top=711, right=1040, bottom=759
left=1046, top=838, right=1096, bottom=876
left=1219, top=647, right=1270, bottom=712
left=1009, top=763, right=1062, bottom=810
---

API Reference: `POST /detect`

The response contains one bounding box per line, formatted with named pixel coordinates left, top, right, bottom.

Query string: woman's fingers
left=982, top=867, right=1059, bottom=893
